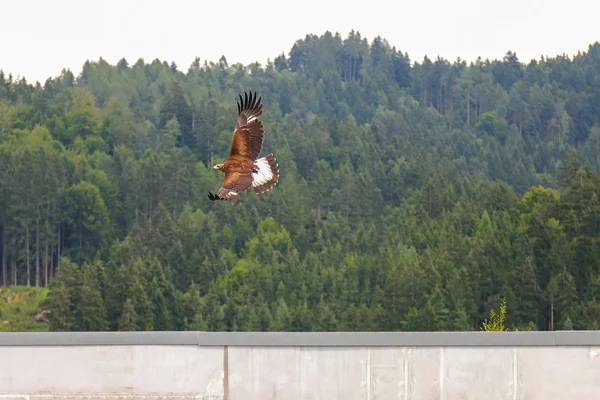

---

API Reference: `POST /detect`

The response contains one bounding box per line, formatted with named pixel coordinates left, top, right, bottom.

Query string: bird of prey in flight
left=208, top=91, right=279, bottom=201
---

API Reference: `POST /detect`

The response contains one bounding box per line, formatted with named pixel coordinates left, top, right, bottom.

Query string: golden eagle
left=208, top=91, right=279, bottom=201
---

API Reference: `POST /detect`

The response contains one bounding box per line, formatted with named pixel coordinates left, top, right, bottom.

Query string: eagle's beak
left=213, top=165, right=219, bottom=170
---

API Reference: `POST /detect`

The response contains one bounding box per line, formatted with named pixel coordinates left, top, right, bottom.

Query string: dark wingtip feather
left=237, top=90, right=262, bottom=116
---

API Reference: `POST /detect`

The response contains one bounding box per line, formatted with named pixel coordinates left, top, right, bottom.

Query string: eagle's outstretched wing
left=229, top=91, right=264, bottom=161
left=207, top=171, right=254, bottom=201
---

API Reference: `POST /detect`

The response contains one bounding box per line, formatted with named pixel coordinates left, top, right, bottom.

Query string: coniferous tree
left=77, top=261, right=108, bottom=331
left=118, top=298, right=138, bottom=331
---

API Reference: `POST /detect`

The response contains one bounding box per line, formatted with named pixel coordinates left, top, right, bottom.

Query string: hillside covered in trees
left=1, top=31, right=600, bottom=332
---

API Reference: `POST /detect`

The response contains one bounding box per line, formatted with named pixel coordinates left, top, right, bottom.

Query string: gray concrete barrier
left=1, top=331, right=600, bottom=399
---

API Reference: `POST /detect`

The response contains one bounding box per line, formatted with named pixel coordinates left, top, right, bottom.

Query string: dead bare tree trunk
left=438, top=80, right=443, bottom=114
left=44, top=234, right=49, bottom=288
left=11, top=239, right=17, bottom=286
left=1, top=104, right=5, bottom=136
left=26, top=224, right=30, bottom=287
left=35, top=210, right=40, bottom=287
left=550, top=296, right=555, bottom=331
left=57, top=225, right=61, bottom=271
left=2, top=220, right=6, bottom=287
left=148, top=199, right=153, bottom=234
left=466, top=88, right=471, bottom=127
left=44, top=198, right=50, bottom=287
left=173, top=167, right=181, bottom=216
left=50, top=246, right=55, bottom=280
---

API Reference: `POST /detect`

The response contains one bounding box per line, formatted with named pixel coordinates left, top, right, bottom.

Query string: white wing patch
left=252, top=157, right=274, bottom=188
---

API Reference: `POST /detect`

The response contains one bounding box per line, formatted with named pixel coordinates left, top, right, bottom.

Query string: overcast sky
left=1, top=0, right=598, bottom=84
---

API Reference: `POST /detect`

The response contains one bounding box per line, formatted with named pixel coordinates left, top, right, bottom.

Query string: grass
left=0, top=286, right=50, bottom=332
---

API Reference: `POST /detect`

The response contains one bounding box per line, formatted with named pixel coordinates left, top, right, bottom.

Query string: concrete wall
left=1, top=331, right=600, bottom=400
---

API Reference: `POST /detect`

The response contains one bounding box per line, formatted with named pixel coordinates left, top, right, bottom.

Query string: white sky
left=1, top=0, right=598, bottom=84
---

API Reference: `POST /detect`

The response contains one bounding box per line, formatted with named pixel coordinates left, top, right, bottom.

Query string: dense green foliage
left=1, top=31, right=600, bottom=332
left=0, top=287, right=49, bottom=331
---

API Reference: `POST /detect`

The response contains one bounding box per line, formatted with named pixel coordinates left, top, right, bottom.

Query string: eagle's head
left=213, top=163, right=224, bottom=171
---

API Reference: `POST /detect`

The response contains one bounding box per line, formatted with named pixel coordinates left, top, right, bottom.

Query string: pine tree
left=47, top=282, right=75, bottom=331
left=148, top=277, right=171, bottom=331
left=118, top=298, right=138, bottom=331
left=77, top=262, right=108, bottom=331
left=45, top=258, right=81, bottom=331
left=271, top=297, right=293, bottom=331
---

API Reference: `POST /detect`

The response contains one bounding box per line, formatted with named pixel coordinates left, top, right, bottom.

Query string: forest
left=1, top=31, right=600, bottom=332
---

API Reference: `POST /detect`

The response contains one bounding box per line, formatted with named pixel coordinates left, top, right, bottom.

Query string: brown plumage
left=208, top=91, right=279, bottom=201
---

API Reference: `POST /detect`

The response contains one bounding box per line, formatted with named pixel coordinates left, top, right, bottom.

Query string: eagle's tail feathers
left=252, top=154, right=279, bottom=194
